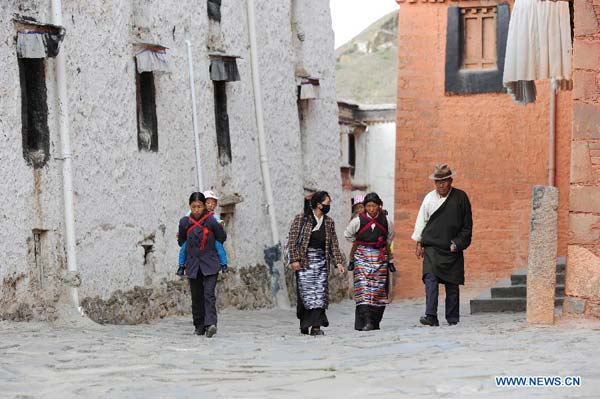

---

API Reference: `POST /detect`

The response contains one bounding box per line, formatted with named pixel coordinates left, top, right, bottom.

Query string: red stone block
left=574, top=40, right=600, bottom=71
left=573, top=103, right=600, bottom=139
left=574, top=0, right=600, bottom=37
left=573, top=70, right=600, bottom=101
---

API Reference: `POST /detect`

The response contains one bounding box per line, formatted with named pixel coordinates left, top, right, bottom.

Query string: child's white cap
left=203, top=190, right=219, bottom=201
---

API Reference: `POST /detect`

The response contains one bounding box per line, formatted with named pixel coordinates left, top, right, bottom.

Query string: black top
left=421, top=188, right=473, bottom=285
left=356, top=213, right=388, bottom=243
left=308, top=215, right=326, bottom=250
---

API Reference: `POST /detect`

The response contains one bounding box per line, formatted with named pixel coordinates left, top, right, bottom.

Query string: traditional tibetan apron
left=297, top=248, right=329, bottom=310
left=353, top=212, right=390, bottom=330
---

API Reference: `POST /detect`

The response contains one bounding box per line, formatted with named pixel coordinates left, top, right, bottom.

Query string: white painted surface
left=350, top=121, right=396, bottom=216
left=0, top=0, right=344, bottom=317
left=366, top=122, right=396, bottom=216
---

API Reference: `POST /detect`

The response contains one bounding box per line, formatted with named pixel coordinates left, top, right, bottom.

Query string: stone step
left=556, top=256, right=566, bottom=274
left=470, top=258, right=567, bottom=314
left=511, top=270, right=565, bottom=286
left=470, top=295, right=564, bottom=314
left=491, top=283, right=565, bottom=299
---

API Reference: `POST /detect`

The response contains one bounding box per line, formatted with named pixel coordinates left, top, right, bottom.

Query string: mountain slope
left=335, top=10, right=398, bottom=104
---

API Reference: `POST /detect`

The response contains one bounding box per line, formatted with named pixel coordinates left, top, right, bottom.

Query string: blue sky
left=330, top=0, right=399, bottom=48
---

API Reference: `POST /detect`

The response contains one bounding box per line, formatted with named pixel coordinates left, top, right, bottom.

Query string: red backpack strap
left=357, top=213, right=388, bottom=236
left=186, top=212, right=214, bottom=250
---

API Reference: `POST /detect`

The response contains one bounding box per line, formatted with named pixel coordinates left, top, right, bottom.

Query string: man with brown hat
left=412, top=164, right=473, bottom=326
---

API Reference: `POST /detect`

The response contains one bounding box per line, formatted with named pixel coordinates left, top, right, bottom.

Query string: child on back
left=177, top=190, right=229, bottom=276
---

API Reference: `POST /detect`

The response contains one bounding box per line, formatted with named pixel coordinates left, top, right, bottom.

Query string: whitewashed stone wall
left=0, top=0, right=348, bottom=322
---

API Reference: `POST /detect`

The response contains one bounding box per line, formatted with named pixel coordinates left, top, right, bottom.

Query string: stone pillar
left=565, top=0, right=600, bottom=319
left=527, top=186, right=558, bottom=324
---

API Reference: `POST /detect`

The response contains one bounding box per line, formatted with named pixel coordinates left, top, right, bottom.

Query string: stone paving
left=1, top=299, right=599, bottom=399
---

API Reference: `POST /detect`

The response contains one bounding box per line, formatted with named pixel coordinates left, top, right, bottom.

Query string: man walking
left=412, top=164, right=472, bottom=326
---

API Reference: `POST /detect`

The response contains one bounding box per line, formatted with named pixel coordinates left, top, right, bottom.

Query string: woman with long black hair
left=287, top=191, right=345, bottom=336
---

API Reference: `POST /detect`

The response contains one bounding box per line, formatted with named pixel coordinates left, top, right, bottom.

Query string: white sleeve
left=411, top=198, right=428, bottom=242
left=386, top=215, right=395, bottom=242
left=344, top=217, right=361, bottom=242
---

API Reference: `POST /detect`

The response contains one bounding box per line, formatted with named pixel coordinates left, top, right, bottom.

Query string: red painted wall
left=393, top=2, right=571, bottom=298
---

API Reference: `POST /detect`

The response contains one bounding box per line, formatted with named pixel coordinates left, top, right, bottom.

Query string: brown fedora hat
left=429, top=163, right=456, bottom=180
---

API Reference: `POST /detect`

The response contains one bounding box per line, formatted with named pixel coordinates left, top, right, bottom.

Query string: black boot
left=310, top=327, right=324, bottom=336
left=361, top=323, right=375, bottom=331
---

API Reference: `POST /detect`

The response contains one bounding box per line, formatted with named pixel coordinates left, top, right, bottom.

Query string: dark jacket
left=287, top=213, right=345, bottom=270
left=421, top=188, right=473, bottom=285
left=178, top=212, right=226, bottom=278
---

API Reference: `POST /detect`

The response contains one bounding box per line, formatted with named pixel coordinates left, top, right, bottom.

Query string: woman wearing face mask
left=344, top=192, right=395, bottom=331
left=287, top=191, right=345, bottom=336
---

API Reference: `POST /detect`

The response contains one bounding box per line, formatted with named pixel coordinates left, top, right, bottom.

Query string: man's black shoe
left=206, top=325, right=218, bottom=338
left=448, top=321, right=458, bottom=326
left=194, top=326, right=206, bottom=336
left=419, top=315, right=440, bottom=326
left=300, top=327, right=309, bottom=335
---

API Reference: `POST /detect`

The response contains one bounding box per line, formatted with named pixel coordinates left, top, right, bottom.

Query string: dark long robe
left=420, top=188, right=473, bottom=285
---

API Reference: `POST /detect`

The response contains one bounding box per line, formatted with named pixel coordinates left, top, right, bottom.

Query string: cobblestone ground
left=1, top=299, right=599, bottom=399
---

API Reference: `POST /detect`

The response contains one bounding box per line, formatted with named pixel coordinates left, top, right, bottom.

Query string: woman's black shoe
left=361, top=323, right=375, bottom=331
left=195, top=326, right=206, bottom=335
left=310, top=327, right=324, bottom=336
left=419, top=315, right=440, bottom=326
left=300, top=327, right=309, bottom=335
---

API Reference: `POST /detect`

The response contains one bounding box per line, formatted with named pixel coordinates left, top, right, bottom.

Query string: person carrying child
left=178, top=192, right=227, bottom=337
left=177, top=190, right=228, bottom=276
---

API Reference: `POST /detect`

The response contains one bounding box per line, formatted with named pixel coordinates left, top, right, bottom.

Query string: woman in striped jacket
left=287, top=191, right=345, bottom=336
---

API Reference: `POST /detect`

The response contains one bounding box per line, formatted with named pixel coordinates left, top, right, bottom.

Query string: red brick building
left=393, top=0, right=572, bottom=298
left=564, top=1, right=600, bottom=318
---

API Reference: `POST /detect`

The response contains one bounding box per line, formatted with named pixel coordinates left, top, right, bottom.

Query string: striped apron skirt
left=297, top=248, right=329, bottom=310
left=353, top=245, right=389, bottom=330
left=354, top=245, right=389, bottom=306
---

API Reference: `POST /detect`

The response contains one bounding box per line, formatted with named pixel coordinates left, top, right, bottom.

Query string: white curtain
left=503, top=0, right=572, bottom=104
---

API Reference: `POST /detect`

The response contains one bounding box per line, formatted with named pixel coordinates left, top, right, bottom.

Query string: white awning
left=503, top=0, right=572, bottom=104
left=298, top=78, right=320, bottom=100
left=209, top=57, right=240, bottom=82
left=15, top=20, right=65, bottom=59
left=135, top=47, right=169, bottom=73
left=17, top=32, right=46, bottom=58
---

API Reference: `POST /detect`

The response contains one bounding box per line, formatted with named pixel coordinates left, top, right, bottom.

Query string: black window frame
left=213, top=80, right=232, bottom=165
left=135, top=70, right=159, bottom=152
left=444, top=3, right=510, bottom=95
left=208, top=0, right=222, bottom=22
left=18, top=57, right=50, bottom=168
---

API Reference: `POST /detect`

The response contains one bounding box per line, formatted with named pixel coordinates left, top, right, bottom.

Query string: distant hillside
left=335, top=10, right=398, bottom=104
